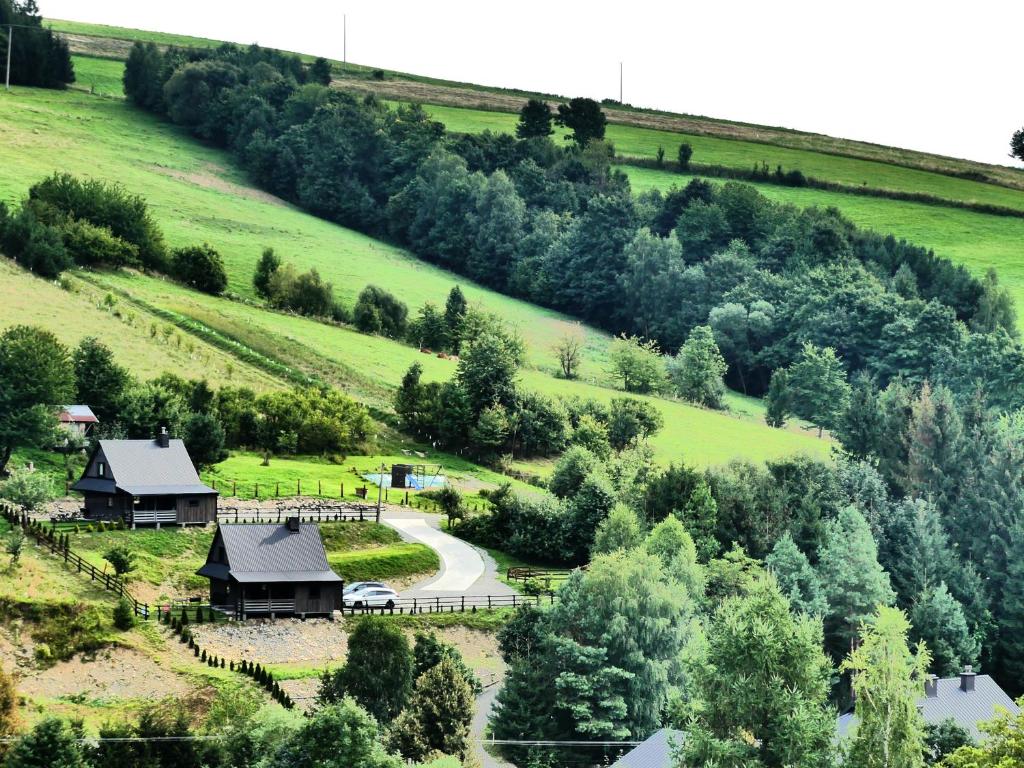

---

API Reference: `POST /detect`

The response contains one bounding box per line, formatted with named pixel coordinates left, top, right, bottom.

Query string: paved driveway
left=381, top=507, right=516, bottom=598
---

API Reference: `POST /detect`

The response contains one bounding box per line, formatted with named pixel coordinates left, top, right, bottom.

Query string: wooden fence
left=216, top=504, right=377, bottom=524
left=343, top=592, right=556, bottom=615
left=1, top=503, right=150, bottom=620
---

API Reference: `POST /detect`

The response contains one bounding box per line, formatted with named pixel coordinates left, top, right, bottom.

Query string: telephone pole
left=5, top=26, right=12, bottom=91
left=619, top=61, right=622, bottom=104
left=343, top=14, right=347, bottom=65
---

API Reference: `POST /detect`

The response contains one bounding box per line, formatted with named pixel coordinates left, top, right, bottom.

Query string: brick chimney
left=286, top=516, right=300, bottom=533
left=156, top=427, right=169, bottom=448
left=924, top=674, right=939, bottom=698
left=960, top=665, right=976, bottom=693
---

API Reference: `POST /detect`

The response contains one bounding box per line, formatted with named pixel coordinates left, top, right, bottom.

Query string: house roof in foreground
left=197, top=523, right=342, bottom=584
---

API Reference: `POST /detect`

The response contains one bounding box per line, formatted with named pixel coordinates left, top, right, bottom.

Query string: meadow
left=0, top=83, right=611, bottom=372
left=406, top=102, right=1024, bottom=212
left=89, top=270, right=831, bottom=468
left=0, top=259, right=278, bottom=389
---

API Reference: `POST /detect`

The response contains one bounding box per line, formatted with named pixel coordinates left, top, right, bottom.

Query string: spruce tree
left=817, top=506, right=895, bottom=656
left=766, top=532, right=827, bottom=616
left=910, top=583, right=979, bottom=677
left=995, top=519, right=1024, bottom=696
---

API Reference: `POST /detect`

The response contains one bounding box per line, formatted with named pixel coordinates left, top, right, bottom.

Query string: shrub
left=112, top=598, right=136, bottom=630
left=353, top=285, right=408, bottom=338
left=0, top=203, right=71, bottom=278
left=103, top=545, right=135, bottom=576
left=27, top=172, right=166, bottom=269
left=59, top=218, right=139, bottom=267
left=172, top=243, right=228, bottom=294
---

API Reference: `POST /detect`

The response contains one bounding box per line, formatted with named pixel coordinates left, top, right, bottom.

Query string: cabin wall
left=83, top=492, right=131, bottom=521
left=176, top=494, right=217, bottom=524
left=295, top=583, right=341, bottom=615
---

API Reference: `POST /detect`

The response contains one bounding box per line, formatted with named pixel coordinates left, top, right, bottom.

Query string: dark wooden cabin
left=196, top=519, right=343, bottom=618
left=71, top=429, right=217, bottom=526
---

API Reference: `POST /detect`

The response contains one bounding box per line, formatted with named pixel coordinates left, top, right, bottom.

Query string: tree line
left=0, top=325, right=372, bottom=480
left=0, top=1, right=73, bottom=89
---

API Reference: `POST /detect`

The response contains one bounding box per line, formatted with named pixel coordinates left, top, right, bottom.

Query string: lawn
left=409, top=102, right=1024, bottom=212
left=624, top=165, right=1024, bottom=313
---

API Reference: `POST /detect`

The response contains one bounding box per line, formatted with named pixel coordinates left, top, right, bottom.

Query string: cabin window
left=309, top=586, right=321, bottom=600
left=106, top=497, right=113, bottom=508
left=97, top=462, right=106, bottom=477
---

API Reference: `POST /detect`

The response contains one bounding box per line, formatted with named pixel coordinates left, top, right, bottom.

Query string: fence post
left=233, top=481, right=237, bottom=496
left=341, top=483, right=344, bottom=498
left=297, top=479, right=301, bottom=496
left=255, top=482, right=259, bottom=498
left=318, top=480, right=322, bottom=496
left=276, top=482, right=280, bottom=497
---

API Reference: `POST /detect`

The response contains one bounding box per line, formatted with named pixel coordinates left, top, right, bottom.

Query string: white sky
left=42, top=0, right=1024, bottom=167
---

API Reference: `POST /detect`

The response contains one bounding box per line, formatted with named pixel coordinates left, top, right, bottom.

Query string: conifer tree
left=910, top=583, right=979, bottom=677
left=817, top=506, right=895, bottom=656
left=766, top=532, right=827, bottom=616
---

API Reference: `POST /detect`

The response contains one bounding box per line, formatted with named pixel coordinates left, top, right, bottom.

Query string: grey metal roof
left=60, top=405, right=98, bottom=422
left=611, top=729, right=684, bottom=768
left=837, top=674, right=1020, bottom=743
left=76, top=439, right=215, bottom=496
left=204, top=523, right=341, bottom=583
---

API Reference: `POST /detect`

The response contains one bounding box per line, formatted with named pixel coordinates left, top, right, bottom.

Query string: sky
left=42, top=0, right=1024, bottom=167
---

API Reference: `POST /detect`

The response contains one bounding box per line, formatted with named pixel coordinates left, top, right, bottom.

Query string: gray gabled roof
left=72, top=439, right=215, bottom=496
left=611, top=729, right=684, bottom=768
left=198, top=523, right=341, bottom=584
left=837, top=674, right=1020, bottom=743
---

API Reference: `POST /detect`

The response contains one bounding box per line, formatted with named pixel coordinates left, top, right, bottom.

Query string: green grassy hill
left=0, top=78, right=829, bottom=471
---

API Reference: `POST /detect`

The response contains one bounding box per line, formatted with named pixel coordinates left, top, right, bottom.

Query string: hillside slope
left=0, top=83, right=829, bottom=469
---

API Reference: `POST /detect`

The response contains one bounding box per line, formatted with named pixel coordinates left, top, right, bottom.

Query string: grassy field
left=407, top=101, right=1024, bottom=213
left=68, top=54, right=125, bottom=96
left=47, top=18, right=1024, bottom=193
left=0, top=259, right=279, bottom=389
left=624, top=165, right=1024, bottom=314
left=0, top=84, right=611, bottom=372
left=90, top=271, right=831, bottom=468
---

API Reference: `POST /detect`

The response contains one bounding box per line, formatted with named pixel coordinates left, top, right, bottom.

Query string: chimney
left=286, top=516, right=300, bottom=533
left=960, top=665, right=976, bottom=693
left=924, top=675, right=939, bottom=698
left=156, top=427, right=169, bottom=448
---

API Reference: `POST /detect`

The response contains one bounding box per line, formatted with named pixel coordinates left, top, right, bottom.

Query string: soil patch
left=153, top=163, right=288, bottom=207
left=16, top=646, right=193, bottom=701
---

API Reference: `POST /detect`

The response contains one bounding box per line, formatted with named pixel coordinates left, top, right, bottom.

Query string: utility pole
left=619, top=61, right=623, bottom=104
left=343, top=14, right=347, bottom=65
left=5, top=25, right=12, bottom=91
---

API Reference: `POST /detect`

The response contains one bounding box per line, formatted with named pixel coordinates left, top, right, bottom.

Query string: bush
left=353, top=285, right=408, bottom=338
left=112, top=598, right=136, bottom=630
left=59, top=218, right=139, bottom=267
left=172, top=243, right=228, bottom=294
left=0, top=203, right=71, bottom=278
left=103, top=545, right=135, bottom=576
left=28, top=172, right=166, bottom=269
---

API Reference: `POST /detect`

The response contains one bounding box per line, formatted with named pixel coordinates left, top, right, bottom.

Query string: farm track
left=56, top=29, right=1024, bottom=192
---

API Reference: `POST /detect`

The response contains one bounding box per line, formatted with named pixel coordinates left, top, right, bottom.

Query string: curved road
left=381, top=507, right=516, bottom=598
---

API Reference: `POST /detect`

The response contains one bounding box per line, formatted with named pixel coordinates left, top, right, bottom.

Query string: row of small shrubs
left=162, top=607, right=293, bottom=708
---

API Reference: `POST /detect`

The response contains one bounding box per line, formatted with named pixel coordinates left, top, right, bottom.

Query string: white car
left=343, top=586, right=400, bottom=609
left=343, top=581, right=387, bottom=595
